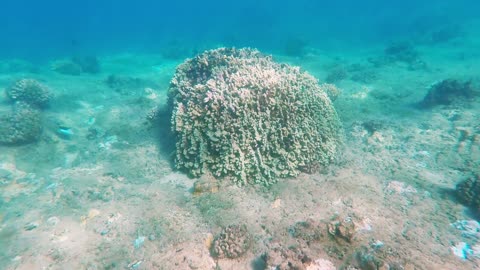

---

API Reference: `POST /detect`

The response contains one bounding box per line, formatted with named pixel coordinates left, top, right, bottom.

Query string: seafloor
left=1, top=30, right=480, bottom=270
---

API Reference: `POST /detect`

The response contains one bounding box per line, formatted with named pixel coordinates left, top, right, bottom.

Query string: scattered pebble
left=451, top=242, right=474, bottom=260
left=133, top=236, right=146, bottom=249
left=385, top=181, right=417, bottom=195
left=271, top=198, right=282, bottom=209
left=192, top=176, right=219, bottom=195
left=370, top=239, right=384, bottom=250
left=128, top=260, right=142, bottom=269
left=81, top=209, right=101, bottom=226
left=57, top=126, right=74, bottom=139
left=145, top=87, right=158, bottom=100
left=45, top=182, right=59, bottom=191
left=306, top=258, right=336, bottom=270
left=98, top=135, right=118, bottom=150
left=355, top=218, right=373, bottom=232
left=451, top=220, right=480, bottom=239
left=24, top=222, right=39, bottom=231
left=46, top=216, right=60, bottom=226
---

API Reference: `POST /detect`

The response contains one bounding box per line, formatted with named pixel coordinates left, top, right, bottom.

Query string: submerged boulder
left=168, top=47, right=343, bottom=186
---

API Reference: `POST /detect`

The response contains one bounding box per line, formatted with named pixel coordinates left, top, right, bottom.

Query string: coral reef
left=419, top=79, right=478, bottom=108
left=0, top=102, right=42, bottom=145
left=210, top=224, right=251, bottom=259
left=455, top=174, right=480, bottom=213
left=168, top=47, right=342, bottom=186
left=5, top=79, right=52, bottom=108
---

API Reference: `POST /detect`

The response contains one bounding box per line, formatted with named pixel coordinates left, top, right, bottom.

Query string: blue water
left=1, top=0, right=478, bottom=61
left=1, top=1, right=480, bottom=269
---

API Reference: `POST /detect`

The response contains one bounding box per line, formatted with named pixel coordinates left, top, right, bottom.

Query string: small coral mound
left=168, top=47, right=342, bottom=186
left=0, top=102, right=42, bottom=145
left=210, top=224, right=251, bottom=259
left=419, top=79, right=478, bottom=108
left=5, top=79, right=52, bottom=108
left=455, top=174, right=480, bottom=212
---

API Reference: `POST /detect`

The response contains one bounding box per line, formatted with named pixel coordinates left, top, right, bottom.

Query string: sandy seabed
left=1, top=34, right=480, bottom=270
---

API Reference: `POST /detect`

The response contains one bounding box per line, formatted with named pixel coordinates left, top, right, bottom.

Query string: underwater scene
left=1, top=0, right=480, bottom=269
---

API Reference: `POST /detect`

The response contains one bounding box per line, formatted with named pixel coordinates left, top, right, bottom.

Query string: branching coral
left=168, top=48, right=342, bottom=186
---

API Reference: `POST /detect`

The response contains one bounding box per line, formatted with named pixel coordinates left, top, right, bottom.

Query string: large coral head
left=168, top=47, right=342, bottom=186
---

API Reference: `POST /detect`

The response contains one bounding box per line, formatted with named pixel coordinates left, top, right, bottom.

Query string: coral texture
left=5, top=78, right=52, bottom=108
left=455, top=174, right=480, bottom=212
left=210, top=224, right=251, bottom=259
left=168, top=47, right=342, bottom=186
left=0, top=102, right=42, bottom=145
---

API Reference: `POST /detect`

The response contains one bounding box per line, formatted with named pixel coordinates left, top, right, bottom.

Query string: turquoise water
left=0, top=1, right=479, bottom=269
left=1, top=1, right=478, bottom=60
